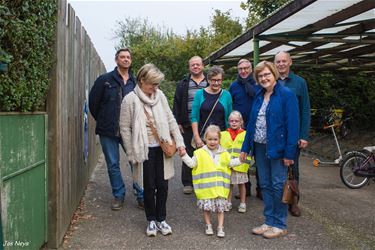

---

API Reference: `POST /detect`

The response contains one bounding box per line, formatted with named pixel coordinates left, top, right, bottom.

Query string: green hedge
left=0, top=1, right=57, bottom=112
left=300, top=71, right=375, bottom=129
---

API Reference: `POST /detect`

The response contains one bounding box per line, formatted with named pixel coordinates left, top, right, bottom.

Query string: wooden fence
left=46, top=0, right=106, bottom=247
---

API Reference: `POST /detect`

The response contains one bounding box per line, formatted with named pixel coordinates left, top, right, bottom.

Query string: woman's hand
left=240, top=152, right=248, bottom=163
left=194, top=136, right=205, bottom=148
left=283, top=158, right=294, bottom=167
left=178, top=146, right=186, bottom=156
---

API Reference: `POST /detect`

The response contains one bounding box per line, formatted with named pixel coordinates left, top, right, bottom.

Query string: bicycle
left=311, top=107, right=351, bottom=138
left=339, top=146, right=375, bottom=189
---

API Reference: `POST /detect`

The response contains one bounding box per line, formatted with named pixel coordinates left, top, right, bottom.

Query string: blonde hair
left=228, top=110, right=244, bottom=128
left=203, top=125, right=221, bottom=141
left=254, top=61, right=279, bottom=83
left=137, top=63, right=165, bottom=86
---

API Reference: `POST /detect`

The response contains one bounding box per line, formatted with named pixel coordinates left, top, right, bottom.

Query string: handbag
left=144, top=109, right=177, bottom=158
left=191, top=90, right=222, bottom=149
left=282, top=166, right=300, bottom=204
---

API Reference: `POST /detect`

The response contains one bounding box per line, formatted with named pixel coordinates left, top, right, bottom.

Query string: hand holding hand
left=239, top=152, right=248, bottom=163
left=178, top=146, right=186, bottom=156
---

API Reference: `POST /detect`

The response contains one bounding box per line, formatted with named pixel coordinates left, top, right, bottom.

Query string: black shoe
left=111, top=198, right=124, bottom=210
left=137, top=200, right=144, bottom=210
left=289, top=204, right=301, bottom=217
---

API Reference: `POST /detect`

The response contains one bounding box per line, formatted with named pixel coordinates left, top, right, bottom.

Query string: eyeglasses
left=257, top=72, right=273, bottom=79
left=210, top=78, right=222, bottom=83
left=238, top=66, right=251, bottom=71
left=229, top=119, right=241, bottom=123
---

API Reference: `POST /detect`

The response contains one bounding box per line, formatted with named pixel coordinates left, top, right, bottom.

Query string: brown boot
left=289, top=204, right=301, bottom=217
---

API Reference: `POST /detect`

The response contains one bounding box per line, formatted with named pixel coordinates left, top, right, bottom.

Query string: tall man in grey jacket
left=173, top=56, right=207, bottom=194
left=275, top=51, right=311, bottom=217
left=89, top=48, right=143, bottom=210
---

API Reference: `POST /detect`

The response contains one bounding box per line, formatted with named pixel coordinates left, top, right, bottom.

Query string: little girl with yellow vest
left=181, top=125, right=241, bottom=238
left=220, top=111, right=254, bottom=213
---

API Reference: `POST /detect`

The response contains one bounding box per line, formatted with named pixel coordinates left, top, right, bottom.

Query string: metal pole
left=253, top=38, right=260, bottom=66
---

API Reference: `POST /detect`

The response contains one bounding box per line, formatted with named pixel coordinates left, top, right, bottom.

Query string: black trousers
left=181, top=126, right=194, bottom=187
left=143, top=147, right=168, bottom=222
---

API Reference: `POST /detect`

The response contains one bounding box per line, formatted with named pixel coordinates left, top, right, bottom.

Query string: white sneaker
left=224, top=202, right=232, bottom=212
left=146, top=221, right=157, bottom=237
left=156, top=220, right=172, bottom=235
left=217, top=227, right=225, bottom=238
left=252, top=224, right=272, bottom=235
left=263, top=227, right=288, bottom=239
left=238, top=203, right=246, bottom=213
left=205, top=224, right=214, bottom=235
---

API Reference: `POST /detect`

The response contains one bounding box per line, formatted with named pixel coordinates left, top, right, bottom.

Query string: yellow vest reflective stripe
left=220, top=131, right=253, bottom=173
left=192, top=148, right=231, bottom=200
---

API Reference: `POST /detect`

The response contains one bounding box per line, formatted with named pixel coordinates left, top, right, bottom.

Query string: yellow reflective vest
left=220, top=130, right=252, bottom=173
left=192, top=148, right=231, bottom=200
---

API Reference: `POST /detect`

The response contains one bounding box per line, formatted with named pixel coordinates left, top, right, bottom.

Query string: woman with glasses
left=240, top=61, right=299, bottom=239
left=191, top=66, right=232, bottom=148
left=119, top=63, right=186, bottom=237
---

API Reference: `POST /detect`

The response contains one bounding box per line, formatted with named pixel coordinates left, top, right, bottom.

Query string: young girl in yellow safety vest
left=220, top=111, right=254, bottom=213
left=181, top=125, right=241, bottom=238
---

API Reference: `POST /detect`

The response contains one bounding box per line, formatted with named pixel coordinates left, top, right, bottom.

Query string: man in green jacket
left=274, top=51, right=311, bottom=217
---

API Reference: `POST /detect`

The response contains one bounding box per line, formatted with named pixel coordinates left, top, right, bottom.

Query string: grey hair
left=136, top=63, right=165, bottom=85
left=207, top=66, right=224, bottom=80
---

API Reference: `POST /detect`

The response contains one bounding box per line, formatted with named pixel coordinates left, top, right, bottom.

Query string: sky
left=67, top=0, right=248, bottom=70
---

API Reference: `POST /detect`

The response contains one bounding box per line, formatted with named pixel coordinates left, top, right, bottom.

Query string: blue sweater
left=280, top=72, right=311, bottom=141
left=241, top=82, right=299, bottom=160
left=229, top=76, right=259, bottom=127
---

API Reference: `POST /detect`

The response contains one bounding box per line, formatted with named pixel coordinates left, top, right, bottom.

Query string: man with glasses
left=274, top=51, right=311, bottom=217
left=173, top=56, right=208, bottom=194
left=229, top=59, right=261, bottom=199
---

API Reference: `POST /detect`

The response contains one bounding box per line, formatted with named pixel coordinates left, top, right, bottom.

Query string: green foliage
left=0, top=0, right=57, bottom=111
left=114, top=10, right=243, bottom=81
left=300, top=71, right=375, bottom=129
left=241, top=0, right=290, bottom=27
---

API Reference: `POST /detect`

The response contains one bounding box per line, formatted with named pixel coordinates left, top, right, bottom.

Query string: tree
left=113, top=9, right=243, bottom=81
left=241, top=0, right=289, bottom=27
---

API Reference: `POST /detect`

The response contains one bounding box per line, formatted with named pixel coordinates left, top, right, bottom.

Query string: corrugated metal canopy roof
left=204, top=0, right=375, bottom=72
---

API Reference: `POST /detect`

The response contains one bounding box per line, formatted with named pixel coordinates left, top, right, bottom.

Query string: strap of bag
left=199, top=90, right=222, bottom=136
left=144, top=108, right=161, bottom=143
left=288, top=165, right=295, bottom=180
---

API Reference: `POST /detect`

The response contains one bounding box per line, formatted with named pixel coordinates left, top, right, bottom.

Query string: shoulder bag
left=144, top=109, right=177, bottom=158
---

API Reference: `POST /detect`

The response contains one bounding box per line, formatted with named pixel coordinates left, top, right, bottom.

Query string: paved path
left=61, top=152, right=375, bottom=250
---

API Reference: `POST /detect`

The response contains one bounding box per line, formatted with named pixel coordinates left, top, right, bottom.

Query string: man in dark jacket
left=89, top=48, right=143, bottom=210
left=173, top=56, right=207, bottom=194
left=275, top=51, right=311, bottom=217
left=229, top=59, right=261, bottom=199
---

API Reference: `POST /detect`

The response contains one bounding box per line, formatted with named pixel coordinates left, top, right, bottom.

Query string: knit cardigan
left=119, top=89, right=185, bottom=180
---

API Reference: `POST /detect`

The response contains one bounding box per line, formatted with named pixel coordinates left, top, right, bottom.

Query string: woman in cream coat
left=120, top=63, right=185, bottom=237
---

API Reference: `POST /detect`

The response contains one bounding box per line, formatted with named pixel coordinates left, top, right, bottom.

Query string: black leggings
left=143, top=147, right=168, bottom=222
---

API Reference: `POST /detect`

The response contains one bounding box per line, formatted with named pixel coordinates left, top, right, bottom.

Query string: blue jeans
left=99, top=136, right=143, bottom=201
left=255, top=142, right=288, bottom=229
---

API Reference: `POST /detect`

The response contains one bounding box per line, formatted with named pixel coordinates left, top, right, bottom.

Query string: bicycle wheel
left=339, top=121, right=350, bottom=138
left=340, top=151, right=369, bottom=189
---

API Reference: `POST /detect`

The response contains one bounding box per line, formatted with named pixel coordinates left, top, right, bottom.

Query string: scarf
left=134, top=85, right=171, bottom=141
left=237, top=74, right=256, bottom=98
left=227, top=128, right=244, bottom=141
